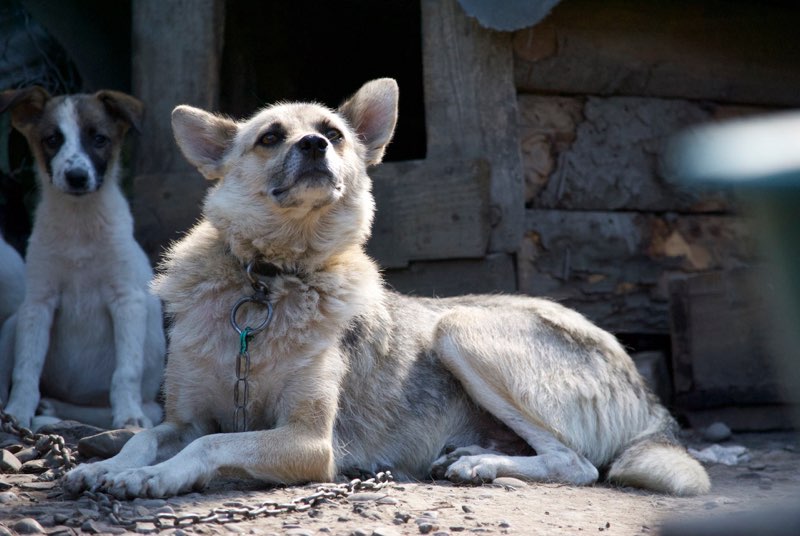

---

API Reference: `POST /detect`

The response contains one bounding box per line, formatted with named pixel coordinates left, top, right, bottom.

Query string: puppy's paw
left=112, top=411, right=153, bottom=430
left=62, top=461, right=119, bottom=495
left=104, top=464, right=203, bottom=499
left=3, top=401, right=35, bottom=430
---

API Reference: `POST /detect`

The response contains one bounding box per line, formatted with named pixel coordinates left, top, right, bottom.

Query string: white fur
left=0, top=96, right=164, bottom=429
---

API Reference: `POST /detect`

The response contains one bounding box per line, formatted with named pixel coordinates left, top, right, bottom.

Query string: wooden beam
left=367, top=158, right=491, bottom=269
left=421, top=0, right=524, bottom=254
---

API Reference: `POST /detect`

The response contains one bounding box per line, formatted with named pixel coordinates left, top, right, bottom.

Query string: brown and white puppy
left=63, top=79, right=709, bottom=498
left=0, top=87, right=165, bottom=429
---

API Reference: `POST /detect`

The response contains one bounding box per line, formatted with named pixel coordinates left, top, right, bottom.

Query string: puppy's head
left=172, top=78, right=398, bottom=262
left=0, top=87, right=143, bottom=196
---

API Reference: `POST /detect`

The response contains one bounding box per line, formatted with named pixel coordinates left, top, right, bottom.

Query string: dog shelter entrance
left=219, top=0, right=427, bottom=163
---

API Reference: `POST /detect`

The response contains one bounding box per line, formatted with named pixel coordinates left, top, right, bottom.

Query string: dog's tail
left=607, top=436, right=710, bottom=496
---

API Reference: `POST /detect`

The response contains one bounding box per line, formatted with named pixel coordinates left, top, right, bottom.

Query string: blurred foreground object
left=663, top=111, right=800, bottom=534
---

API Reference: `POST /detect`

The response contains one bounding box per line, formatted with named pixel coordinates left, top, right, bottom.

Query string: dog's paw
left=62, top=461, right=119, bottom=495
left=443, top=454, right=508, bottom=484
left=430, top=445, right=500, bottom=480
left=103, top=464, right=203, bottom=499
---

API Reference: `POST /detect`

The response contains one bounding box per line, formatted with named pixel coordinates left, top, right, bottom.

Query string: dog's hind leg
left=432, top=307, right=599, bottom=486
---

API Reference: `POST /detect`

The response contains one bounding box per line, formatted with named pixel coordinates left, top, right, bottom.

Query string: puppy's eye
left=258, top=132, right=283, bottom=146
left=325, top=129, right=343, bottom=143
left=93, top=134, right=110, bottom=149
left=43, top=133, right=62, bottom=149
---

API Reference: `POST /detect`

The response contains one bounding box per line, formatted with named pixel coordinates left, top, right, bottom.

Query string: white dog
left=0, top=87, right=164, bottom=429
left=0, top=231, right=24, bottom=326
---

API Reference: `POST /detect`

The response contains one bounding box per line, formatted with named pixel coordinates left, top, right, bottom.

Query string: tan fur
left=64, top=79, right=709, bottom=498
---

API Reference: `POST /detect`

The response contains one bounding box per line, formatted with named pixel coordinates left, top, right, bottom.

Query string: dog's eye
left=93, top=134, right=110, bottom=149
left=258, top=132, right=283, bottom=146
left=325, top=129, right=343, bottom=143
left=43, top=133, right=62, bottom=149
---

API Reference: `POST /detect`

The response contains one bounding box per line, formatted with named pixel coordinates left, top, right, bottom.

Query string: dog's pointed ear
left=0, top=86, right=51, bottom=134
left=172, top=105, right=237, bottom=180
left=95, top=90, right=144, bottom=133
left=338, top=78, right=398, bottom=166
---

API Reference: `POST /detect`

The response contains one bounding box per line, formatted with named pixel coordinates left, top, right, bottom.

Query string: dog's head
left=0, top=87, right=143, bottom=196
left=172, top=78, right=398, bottom=264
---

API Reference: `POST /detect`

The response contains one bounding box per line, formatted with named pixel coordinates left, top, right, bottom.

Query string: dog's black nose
left=65, top=170, right=90, bottom=190
left=297, top=134, right=328, bottom=160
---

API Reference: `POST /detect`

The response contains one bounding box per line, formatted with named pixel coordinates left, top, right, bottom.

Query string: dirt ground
left=1, top=431, right=798, bottom=536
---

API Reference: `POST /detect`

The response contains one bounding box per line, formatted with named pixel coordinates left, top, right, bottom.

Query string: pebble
left=417, top=522, right=439, bottom=534
left=702, top=422, right=732, bottom=442
left=78, top=428, right=138, bottom=459
left=81, top=520, right=104, bottom=534
left=20, top=459, right=49, bottom=474
left=492, top=477, right=526, bottom=489
left=285, top=529, right=314, bottom=536
left=347, top=492, right=388, bottom=502
left=0, top=526, right=12, bottom=536
left=372, top=527, right=402, bottom=536
left=351, top=530, right=369, bottom=536
left=461, top=505, right=474, bottom=513
left=38, top=420, right=104, bottom=445
left=0, top=491, right=17, bottom=503
left=13, top=518, right=45, bottom=534
left=377, top=497, right=399, bottom=505
left=498, top=520, right=511, bottom=528
left=0, top=481, right=10, bottom=491
left=15, top=447, right=38, bottom=463
left=0, top=449, right=22, bottom=472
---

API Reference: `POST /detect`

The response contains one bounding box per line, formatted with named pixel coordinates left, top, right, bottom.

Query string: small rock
left=347, top=492, right=388, bottom=502
left=38, top=420, right=104, bottom=445
left=0, top=480, right=11, bottom=491
left=78, top=428, right=138, bottom=459
left=394, top=512, right=411, bottom=524
left=702, top=422, right=732, bottom=442
left=13, top=518, right=45, bottom=534
left=20, top=459, right=49, bottom=473
left=372, top=527, right=402, bottom=536
left=15, top=447, right=38, bottom=463
left=0, top=491, right=17, bottom=503
left=0, top=449, right=22, bottom=472
left=461, top=505, right=474, bottom=513
left=417, top=522, right=439, bottom=534
left=351, top=530, right=369, bottom=536
left=422, top=511, right=439, bottom=519
left=53, top=513, right=70, bottom=524
left=285, top=529, right=313, bottom=536
left=0, top=526, right=13, bottom=536
left=492, top=477, right=526, bottom=489
left=499, top=520, right=511, bottom=528
left=19, top=481, right=57, bottom=491
left=81, top=520, right=104, bottom=534
left=377, top=497, right=398, bottom=505
left=450, top=527, right=465, bottom=532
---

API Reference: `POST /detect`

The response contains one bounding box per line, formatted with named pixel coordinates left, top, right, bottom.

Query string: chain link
left=233, top=327, right=252, bottom=432
left=82, top=471, right=393, bottom=531
left=0, top=410, right=76, bottom=479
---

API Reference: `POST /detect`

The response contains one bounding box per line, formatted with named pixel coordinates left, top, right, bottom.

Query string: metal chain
left=0, top=410, right=76, bottom=479
left=229, top=259, right=274, bottom=433
left=82, top=471, right=393, bottom=531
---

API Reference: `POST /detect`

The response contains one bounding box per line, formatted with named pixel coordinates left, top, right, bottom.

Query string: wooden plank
left=131, top=0, right=224, bottom=258
left=421, top=0, right=524, bottom=253
left=668, top=270, right=790, bottom=409
left=519, top=95, right=758, bottom=212
left=131, top=173, right=209, bottom=264
left=367, top=158, right=491, bottom=269
left=513, top=0, right=800, bottom=107
left=383, top=253, right=516, bottom=298
left=518, top=209, right=754, bottom=334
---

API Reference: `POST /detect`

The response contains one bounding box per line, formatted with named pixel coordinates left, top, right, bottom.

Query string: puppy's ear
left=338, top=78, right=398, bottom=166
left=0, top=86, right=51, bottom=134
left=172, top=105, right=237, bottom=180
left=95, top=90, right=144, bottom=133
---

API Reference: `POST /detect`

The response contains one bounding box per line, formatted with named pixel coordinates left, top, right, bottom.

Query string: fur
left=0, top=87, right=165, bottom=429
left=63, top=79, right=709, bottom=497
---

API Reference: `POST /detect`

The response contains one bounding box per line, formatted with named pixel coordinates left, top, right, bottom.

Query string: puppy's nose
left=297, top=134, right=328, bottom=160
left=65, top=170, right=89, bottom=190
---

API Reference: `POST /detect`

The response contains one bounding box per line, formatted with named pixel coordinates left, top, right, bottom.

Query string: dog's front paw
left=62, top=461, right=119, bottom=495
left=104, top=464, right=203, bottom=499
left=443, top=454, right=505, bottom=484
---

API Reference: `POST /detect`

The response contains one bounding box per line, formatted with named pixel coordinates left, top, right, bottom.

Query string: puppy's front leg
left=107, top=288, right=151, bottom=428
left=103, top=425, right=334, bottom=499
left=62, top=420, right=203, bottom=494
left=4, top=296, right=57, bottom=427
